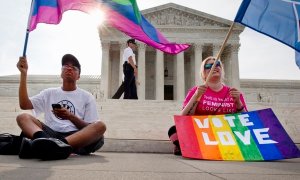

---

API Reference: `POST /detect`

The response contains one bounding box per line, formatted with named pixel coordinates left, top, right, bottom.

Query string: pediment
left=142, top=3, right=235, bottom=29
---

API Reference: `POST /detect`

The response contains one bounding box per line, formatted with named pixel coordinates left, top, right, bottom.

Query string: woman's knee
left=168, top=125, right=177, bottom=137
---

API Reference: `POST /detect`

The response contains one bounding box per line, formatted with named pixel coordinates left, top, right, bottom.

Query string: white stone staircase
left=97, top=99, right=182, bottom=153
left=98, top=99, right=181, bottom=140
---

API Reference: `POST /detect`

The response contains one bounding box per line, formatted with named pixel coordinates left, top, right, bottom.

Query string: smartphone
left=52, top=104, right=62, bottom=109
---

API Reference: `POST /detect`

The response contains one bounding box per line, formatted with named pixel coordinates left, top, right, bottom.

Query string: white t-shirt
left=30, top=87, right=99, bottom=132
left=123, top=47, right=136, bottom=65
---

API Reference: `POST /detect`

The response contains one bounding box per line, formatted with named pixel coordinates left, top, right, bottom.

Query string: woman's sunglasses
left=204, top=61, right=221, bottom=70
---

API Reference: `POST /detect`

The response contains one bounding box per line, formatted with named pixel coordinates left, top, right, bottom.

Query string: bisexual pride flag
left=28, top=0, right=190, bottom=54
left=174, top=108, right=300, bottom=161
left=234, top=0, right=300, bottom=68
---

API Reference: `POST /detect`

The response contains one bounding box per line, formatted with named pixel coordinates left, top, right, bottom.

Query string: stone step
left=99, top=138, right=173, bottom=154
left=0, top=111, right=21, bottom=115
left=99, top=106, right=181, bottom=111
left=100, top=111, right=180, bottom=117
left=98, top=104, right=181, bottom=111
left=99, top=138, right=300, bottom=154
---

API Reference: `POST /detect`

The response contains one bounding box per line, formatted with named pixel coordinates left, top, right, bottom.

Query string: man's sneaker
left=32, top=138, right=72, bottom=160
left=19, top=138, right=35, bottom=159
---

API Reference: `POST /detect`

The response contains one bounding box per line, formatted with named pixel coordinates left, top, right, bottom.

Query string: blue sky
left=0, top=0, right=299, bottom=80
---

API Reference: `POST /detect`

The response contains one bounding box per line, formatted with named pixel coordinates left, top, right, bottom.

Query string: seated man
left=16, top=54, right=106, bottom=160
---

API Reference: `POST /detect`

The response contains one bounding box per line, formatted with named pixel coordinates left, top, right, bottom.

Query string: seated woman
left=168, top=56, right=248, bottom=155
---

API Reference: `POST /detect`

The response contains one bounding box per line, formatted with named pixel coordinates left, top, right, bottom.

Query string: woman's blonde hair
left=200, top=56, right=225, bottom=82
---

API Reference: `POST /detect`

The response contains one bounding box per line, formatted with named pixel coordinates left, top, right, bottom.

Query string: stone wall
left=240, top=79, right=300, bottom=143
left=0, top=75, right=101, bottom=99
left=2, top=76, right=298, bottom=105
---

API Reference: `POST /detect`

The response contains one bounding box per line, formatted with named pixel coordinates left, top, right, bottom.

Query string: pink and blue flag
left=235, top=0, right=300, bottom=69
left=28, top=0, right=190, bottom=54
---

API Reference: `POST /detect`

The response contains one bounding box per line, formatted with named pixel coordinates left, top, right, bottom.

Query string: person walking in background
left=16, top=54, right=106, bottom=160
left=168, top=56, right=248, bottom=155
left=123, top=39, right=138, bottom=99
left=112, top=39, right=139, bottom=99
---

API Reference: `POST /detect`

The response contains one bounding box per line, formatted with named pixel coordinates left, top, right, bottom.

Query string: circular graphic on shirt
left=54, top=100, right=75, bottom=120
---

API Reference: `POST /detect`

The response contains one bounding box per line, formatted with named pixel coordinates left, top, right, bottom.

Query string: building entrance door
left=164, top=85, right=173, bottom=100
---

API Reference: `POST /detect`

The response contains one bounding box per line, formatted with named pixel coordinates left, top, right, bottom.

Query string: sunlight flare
left=89, top=9, right=106, bottom=27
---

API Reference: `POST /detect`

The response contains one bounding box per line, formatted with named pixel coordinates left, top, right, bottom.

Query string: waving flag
left=235, top=0, right=300, bottom=68
left=296, top=51, right=300, bottom=69
left=29, top=0, right=98, bottom=31
left=28, top=0, right=190, bottom=54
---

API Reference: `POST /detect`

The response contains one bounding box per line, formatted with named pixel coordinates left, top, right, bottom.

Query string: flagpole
left=205, top=22, right=235, bottom=84
left=180, top=22, right=237, bottom=115
left=22, top=31, right=30, bottom=57
left=22, top=0, right=34, bottom=57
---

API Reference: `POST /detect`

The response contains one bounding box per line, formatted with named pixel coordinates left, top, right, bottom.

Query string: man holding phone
left=16, top=54, right=106, bottom=160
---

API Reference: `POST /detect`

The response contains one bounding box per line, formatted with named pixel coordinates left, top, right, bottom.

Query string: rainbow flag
left=28, top=0, right=190, bottom=54
left=174, top=108, right=300, bottom=161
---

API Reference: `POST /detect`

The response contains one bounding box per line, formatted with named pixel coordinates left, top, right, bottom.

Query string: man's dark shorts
left=40, top=122, right=104, bottom=155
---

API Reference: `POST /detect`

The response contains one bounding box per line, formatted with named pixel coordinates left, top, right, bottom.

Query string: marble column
left=213, top=44, right=222, bottom=58
left=155, top=50, right=164, bottom=100
left=175, top=52, right=185, bottom=101
left=119, top=44, right=126, bottom=85
left=194, top=43, right=203, bottom=85
left=100, top=42, right=110, bottom=99
left=220, top=46, right=230, bottom=86
left=230, top=44, right=241, bottom=89
left=212, top=44, right=224, bottom=84
left=137, top=44, right=146, bottom=100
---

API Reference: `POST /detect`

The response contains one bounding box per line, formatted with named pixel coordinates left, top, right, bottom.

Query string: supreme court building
left=98, top=3, right=244, bottom=100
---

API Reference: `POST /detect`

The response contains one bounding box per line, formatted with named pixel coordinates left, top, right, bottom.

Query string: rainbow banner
left=174, top=108, right=300, bottom=161
left=28, top=0, right=190, bottom=54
